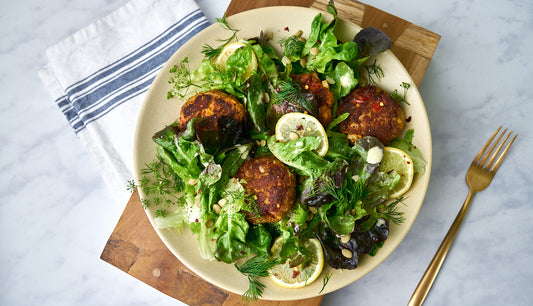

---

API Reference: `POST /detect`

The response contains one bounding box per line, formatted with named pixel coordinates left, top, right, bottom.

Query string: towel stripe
left=56, top=9, right=209, bottom=134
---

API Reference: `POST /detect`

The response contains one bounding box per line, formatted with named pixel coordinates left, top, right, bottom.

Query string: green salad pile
left=131, top=4, right=427, bottom=300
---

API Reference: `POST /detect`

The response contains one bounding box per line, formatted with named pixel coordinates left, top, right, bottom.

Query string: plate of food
left=133, top=4, right=432, bottom=301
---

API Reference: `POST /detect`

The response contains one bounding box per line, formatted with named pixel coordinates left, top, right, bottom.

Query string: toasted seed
left=340, top=234, right=351, bottom=244
left=218, top=198, right=227, bottom=207
left=308, top=206, right=318, bottom=214
left=289, top=132, right=299, bottom=140
left=264, top=92, right=270, bottom=103
left=188, top=178, right=198, bottom=186
left=309, top=47, right=320, bottom=56
left=206, top=219, right=214, bottom=228
left=293, top=29, right=303, bottom=37
left=322, top=80, right=329, bottom=88
left=213, top=204, right=222, bottom=214
left=342, top=248, right=353, bottom=258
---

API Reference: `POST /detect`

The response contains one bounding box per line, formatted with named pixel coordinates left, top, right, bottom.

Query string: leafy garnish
left=235, top=255, right=279, bottom=303
left=167, top=57, right=200, bottom=99
left=202, top=15, right=239, bottom=60
left=128, top=157, right=184, bottom=215
left=365, top=59, right=384, bottom=85
left=271, top=80, right=314, bottom=111
left=389, top=129, right=427, bottom=175
left=390, top=82, right=411, bottom=105
left=379, top=196, right=406, bottom=224
left=319, top=271, right=332, bottom=294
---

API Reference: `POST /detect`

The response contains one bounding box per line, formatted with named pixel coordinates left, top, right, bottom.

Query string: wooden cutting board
left=100, top=1, right=440, bottom=305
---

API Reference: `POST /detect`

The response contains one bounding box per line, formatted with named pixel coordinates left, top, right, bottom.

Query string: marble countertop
left=1, top=0, right=532, bottom=305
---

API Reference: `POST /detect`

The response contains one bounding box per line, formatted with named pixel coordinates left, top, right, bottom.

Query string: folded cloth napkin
left=39, top=0, right=210, bottom=205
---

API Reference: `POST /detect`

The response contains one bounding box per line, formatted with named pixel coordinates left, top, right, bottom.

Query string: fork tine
left=473, top=126, right=501, bottom=164
left=480, top=127, right=507, bottom=166
left=489, top=133, right=517, bottom=173
left=484, top=130, right=511, bottom=169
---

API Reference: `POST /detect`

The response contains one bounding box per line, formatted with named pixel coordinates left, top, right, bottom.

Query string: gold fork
left=408, top=126, right=517, bottom=306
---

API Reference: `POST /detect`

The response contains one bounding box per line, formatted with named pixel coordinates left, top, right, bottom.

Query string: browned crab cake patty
left=233, top=155, right=297, bottom=224
left=291, top=72, right=335, bottom=127
left=336, top=85, right=405, bottom=145
left=179, top=90, right=245, bottom=130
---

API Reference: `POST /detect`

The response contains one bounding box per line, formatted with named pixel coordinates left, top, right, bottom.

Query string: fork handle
left=408, top=189, right=476, bottom=306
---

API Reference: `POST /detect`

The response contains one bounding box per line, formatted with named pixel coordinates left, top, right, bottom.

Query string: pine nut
left=342, top=248, right=353, bottom=258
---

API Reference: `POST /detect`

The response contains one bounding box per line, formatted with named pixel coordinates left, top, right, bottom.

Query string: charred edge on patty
left=179, top=89, right=246, bottom=131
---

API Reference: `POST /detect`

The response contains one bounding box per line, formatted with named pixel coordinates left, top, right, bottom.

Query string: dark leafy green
left=353, top=27, right=392, bottom=59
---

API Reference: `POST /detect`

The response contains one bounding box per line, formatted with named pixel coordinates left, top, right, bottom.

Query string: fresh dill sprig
left=365, top=59, right=384, bottom=85
left=271, top=80, right=314, bottom=112
left=319, top=173, right=365, bottom=214
left=279, top=35, right=305, bottom=61
left=379, top=196, right=406, bottom=224
left=235, top=255, right=279, bottom=303
left=390, top=82, right=411, bottom=105
left=128, top=157, right=184, bottom=215
left=202, top=15, right=239, bottom=60
left=319, top=271, right=332, bottom=294
left=167, top=57, right=201, bottom=99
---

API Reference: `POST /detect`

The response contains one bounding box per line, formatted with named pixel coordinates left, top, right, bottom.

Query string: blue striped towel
left=39, top=0, right=210, bottom=204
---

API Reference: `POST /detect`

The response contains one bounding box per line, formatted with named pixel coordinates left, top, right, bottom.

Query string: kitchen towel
left=38, top=0, right=210, bottom=205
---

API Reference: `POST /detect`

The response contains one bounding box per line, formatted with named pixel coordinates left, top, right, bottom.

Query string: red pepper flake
left=372, top=101, right=383, bottom=112
left=292, top=270, right=300, bottom=278
left=195, top=218, right=199, bottom=223
left=407, top=161, right=411, bottom=164
left=284, top=26, right=289, bottom=31
left=296, top=124, right=304, bottom=131
left=406, top=116, right=412, bottom=122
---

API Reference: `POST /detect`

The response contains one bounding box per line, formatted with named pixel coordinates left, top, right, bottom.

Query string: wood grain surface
left=101, top=1, right=440, bottom=305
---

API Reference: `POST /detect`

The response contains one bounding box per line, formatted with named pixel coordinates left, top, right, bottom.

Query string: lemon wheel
left=274, top=112, right=329, bottom=157
left=268, top=237, right=324, bottom=289
left=379, top=147, right=415, bottom=198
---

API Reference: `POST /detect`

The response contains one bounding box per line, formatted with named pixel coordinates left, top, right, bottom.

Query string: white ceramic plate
left=133, top=6, right=432, bottom=300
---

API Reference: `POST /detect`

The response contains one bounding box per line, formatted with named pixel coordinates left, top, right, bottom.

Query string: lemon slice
left=379, top=147, right=415, bottom=198
left=268, top=237, right=324, bottom=289
left=215, top=42, right=257, bottom=79
left=274, top=112, right=329, bottom=157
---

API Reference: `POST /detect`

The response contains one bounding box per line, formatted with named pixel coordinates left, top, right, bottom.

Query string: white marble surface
left=1, top=0, right=532, bottom=305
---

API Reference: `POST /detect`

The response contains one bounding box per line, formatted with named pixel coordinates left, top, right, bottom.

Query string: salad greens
left=134, top=3, right=427, bottom=301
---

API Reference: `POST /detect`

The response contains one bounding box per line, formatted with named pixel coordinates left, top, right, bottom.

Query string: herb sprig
left=365, top=59, right=384, bottom=85
left=167, top=57, right=200, bottom=99
left=391, top=82, right=411, bottom=105
left=319, top=271, right=332, bottom=294
left=235, top=255, right=279, bottom=303
left=271, top=80, right=315, bottom=113
left=127, top=157, right=184, bottom=217
left=202, top=15, right=239, bottom=60
left=379, top=196, right=406, bottom=224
